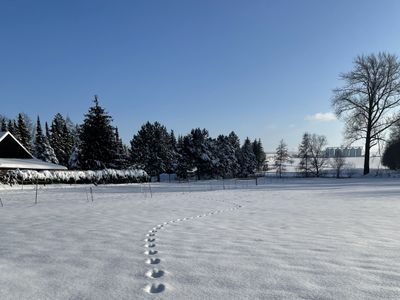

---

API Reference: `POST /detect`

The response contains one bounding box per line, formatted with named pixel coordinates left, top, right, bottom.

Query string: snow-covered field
left=1, top=178, right=400, bottom=299
left=264, top=155, right=386, bottom=177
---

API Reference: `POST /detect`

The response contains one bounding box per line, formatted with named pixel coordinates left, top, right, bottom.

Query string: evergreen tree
left=182, top=128, right=217, bottom=180
left=17, top=113, right=33, bottom=153
left=34, top=116, right=59, bottom=164
left=382, top=140, right=400, bottom=170
left=1, top=118, right=7, bottom=132
left=298, top=133, right=312, bottom=177
left=50, top=113, right=75, bottom=167
left=227, top=131, right=241, bottom=177
left=239, top=137, right=257, bottom=177
left=130, top=122, right=175, bottom=181
left=275, top=139, right=289, bottom=178
left=12, top=120, right=19, bottom=139
left=79, top=96, right=116, bottom=170
left=7, top=120, right=15, bottom=135
left=175, top=135, right=193, bottom=179
left=382, top=122, right=400, bottom=170
left=45, top=121, right=51, bottom=140
left=66, top=116, right=80, bottom=146
left=68, top=146, right=81, bottom=170
left=215, top=134, right=237, bottom=178
left=252, top=139, right=266, bottom=171
left=34, top=116, right=45, bottom=159
left=112, top=127, right=130, bottom=169
left=166, top=130, right=178, bottom=174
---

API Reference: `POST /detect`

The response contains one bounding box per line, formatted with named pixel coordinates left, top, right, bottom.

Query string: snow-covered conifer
left=1, top=118, right=7, bottom=132
left=79, top=96, right=116, bottom=170
left=239, top=137, right=257, bottom=177
left=130, top=122, right=175, bottom=181
left=17, top=113, right=33, bottom=153
left=34, top=116, right=59, bottom=164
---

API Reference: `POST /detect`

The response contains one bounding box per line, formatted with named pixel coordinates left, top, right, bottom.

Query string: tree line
left=4, top=52, right=400, bottom=176
left=1, top=96, right=266, bottom=180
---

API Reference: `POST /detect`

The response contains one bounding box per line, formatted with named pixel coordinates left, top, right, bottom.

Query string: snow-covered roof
left=0, top=158, right=67, bottom=170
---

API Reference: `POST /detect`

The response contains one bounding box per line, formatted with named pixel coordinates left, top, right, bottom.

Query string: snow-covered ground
left=264, top=155, right=386, bottom=177
left=1, top=179, right=400, bottom=299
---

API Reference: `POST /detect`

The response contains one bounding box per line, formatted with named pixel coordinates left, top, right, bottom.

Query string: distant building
left=325, top=146, right=362, bottom=158
left=0, top=131, right=67, bottom=172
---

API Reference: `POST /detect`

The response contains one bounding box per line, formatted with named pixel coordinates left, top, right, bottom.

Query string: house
left=0, top=131, right=67, bottom=172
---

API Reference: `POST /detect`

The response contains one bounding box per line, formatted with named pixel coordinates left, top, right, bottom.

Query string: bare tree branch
left=332, top=52, right=400, bottom=174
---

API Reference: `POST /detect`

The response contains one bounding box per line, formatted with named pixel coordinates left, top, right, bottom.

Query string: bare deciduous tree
left=329, top=150, right=346, bottom=178
left=298, top=133, right=327, bottom=177
left=308, top=134, right=327, bottom=177
left=332, top=52, right=400, bottom=175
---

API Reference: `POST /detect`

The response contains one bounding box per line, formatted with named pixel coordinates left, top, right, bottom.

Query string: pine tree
left=68, top=146, right=81, bottom=170
left=79, top=96, right=116, bottom=170
left=1, top=118, right=7, bottom=132
left=182, top=128, right=216, bottom=180
left=34, top=116, right=59, bottom=164
left=130, top=122, right=175, bottom=181
left=227, top=131, right=241, bottom=177
left=45, top=122, right=51, bottom=140
left=382, top=122, right=400, bottom=170
left=214, top=134, right=239, bottom=178
left=239, top=137, right=257, bottom=177
left=50, top=113, right=75, bottom=167
left=7, top=120, right=14, bottom=135
left=252, top=139, right=266, bottom=171
left=12, top=120, right=19, bottom=139
left=112, top=127, right=130, bottom=169
left=298, top=133, right=311, bottom=177
left=175, top=135, right=192, bottom=179
left=17, top=113, right=33, bottom=153
left=66, top=116, right=80, bottom=146
left=275, top=139, right=289, bottom=178
left=165, top=130, right=178, bottom=175
left=34, top=116, right=45, bottom=159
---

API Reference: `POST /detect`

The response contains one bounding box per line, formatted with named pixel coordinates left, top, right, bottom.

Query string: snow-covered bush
left=1, top=169, right=148, bottom=185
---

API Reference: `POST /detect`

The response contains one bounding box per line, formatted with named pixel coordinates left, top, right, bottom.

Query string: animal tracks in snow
left=145, top=268, right=165, bottom=279
left=144, top=283, right=166, bottom=294
left=146, top=258, right=161, bottom=265
left=144, top=250, right=158, bottom=256
left=142, top=199, right=242, bottom=294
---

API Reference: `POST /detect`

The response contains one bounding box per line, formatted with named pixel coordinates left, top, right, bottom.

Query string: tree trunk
left=364, top=135, right=371, bottom=175
left=305, top=156, right=309, bottom=177
left=157, top=174, right=160, bottom=182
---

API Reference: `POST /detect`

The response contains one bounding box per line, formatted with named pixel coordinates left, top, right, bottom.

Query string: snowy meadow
left=0, top=178, right=400, bottom=299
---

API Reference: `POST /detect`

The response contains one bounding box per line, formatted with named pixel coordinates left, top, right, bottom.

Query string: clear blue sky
left=1, top=0, right=400, bottom=151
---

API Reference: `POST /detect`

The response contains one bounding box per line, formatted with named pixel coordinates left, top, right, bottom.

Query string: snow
left=265, top=155, right=386, bottom=176
left=0, top=158, right=67, bottom=170
left=1, top=178, right=400, bottom=299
